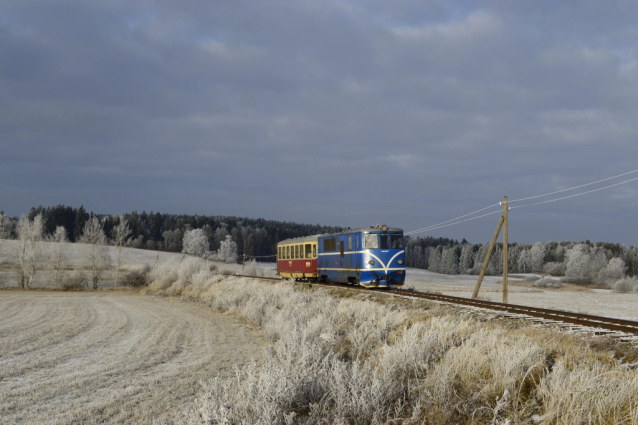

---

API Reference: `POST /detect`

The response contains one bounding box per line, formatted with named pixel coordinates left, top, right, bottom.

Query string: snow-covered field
left=405, top=267, right=638, bottom=321
left=0, top=291, right=266, bottom=424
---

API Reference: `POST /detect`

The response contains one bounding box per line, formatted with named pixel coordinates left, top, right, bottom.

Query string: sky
left=1, top=0, right=637, bottom=245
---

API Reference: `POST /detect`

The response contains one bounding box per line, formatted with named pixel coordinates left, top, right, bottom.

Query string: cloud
left=1, top=0, right=637, bottom=244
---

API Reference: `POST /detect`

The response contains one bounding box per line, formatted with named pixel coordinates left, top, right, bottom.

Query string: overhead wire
left=406, top=202, right=500, bottom=235
left=405, top=209, right=502, bottom=236
left=509, top=169, right=638, bottom=203
left=510, top=176, right=638, bottom=210
left=405, top=169, right=638, bottom=237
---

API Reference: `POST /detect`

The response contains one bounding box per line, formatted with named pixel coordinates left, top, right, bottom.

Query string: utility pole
left=471, top=215, right=504, bottom=299
left=502, top=196, right=508, bottom=304
left=472, top=195, right=509, bottom=303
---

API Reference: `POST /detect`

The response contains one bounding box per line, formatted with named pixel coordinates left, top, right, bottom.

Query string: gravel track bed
left=0, top=291, right=266, bottom=424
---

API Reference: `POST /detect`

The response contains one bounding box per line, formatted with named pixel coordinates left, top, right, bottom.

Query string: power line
left=405, top=209, right=502, bottom=236
left=406, top=202, right=500, bottom=235
left=510, top=176, right=638, bottom=210
left=509, top=169, right=638, bottom=203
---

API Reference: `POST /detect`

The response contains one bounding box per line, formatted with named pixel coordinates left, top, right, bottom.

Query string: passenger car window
left=286, top=246, right=290, bottom=259
left=313, top=244, right=317, bottom=258
left=380, top=234, right=390, bottom=249
left=305, top=244, right=312, bottom=258
left=299, top=244, right=304, bottom=259
left=364, top=233, right=378, bottom=249
left=391, top=234, right=403, bottom=249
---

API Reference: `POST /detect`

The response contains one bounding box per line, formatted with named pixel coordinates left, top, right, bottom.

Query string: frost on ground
left=141, top=263, right=638, bottom=424
left=406, top=268, right=638, bottom=321
left=0, top=291, right=266, bottom=424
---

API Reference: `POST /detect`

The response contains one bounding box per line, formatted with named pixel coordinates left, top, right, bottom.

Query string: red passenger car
left=277, top=235, right=319, bottom=280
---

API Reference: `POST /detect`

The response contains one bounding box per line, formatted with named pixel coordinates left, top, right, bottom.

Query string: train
left=276, top=224, right=406, bottom=288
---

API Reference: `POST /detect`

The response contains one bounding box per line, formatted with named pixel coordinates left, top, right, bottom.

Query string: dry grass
left=139, top=268, right=638, bottom=424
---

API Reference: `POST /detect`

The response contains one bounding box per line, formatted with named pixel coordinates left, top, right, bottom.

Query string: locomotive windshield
left=380, top=234, right=390, bottom=249
left=363, top=233, right=379, bottom=249
left=391, top=234, right=403, bottom=249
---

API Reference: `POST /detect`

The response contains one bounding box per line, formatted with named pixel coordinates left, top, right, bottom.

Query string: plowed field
left=0, top=291, right=265, bottom=424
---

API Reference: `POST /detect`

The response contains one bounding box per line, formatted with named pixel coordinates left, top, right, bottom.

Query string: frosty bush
left=123, top=264, right=151, bottom=288
left=62, top=272, right=88, bottom=291
left=613, top=277, right=638, bottom=293
left=148, top=264, right=179, bottom=290
left=176, top=257, right=207, bottom=285
left=533, top=277, right=563, bottom=288
left=543, top=262, right=567, bottom=276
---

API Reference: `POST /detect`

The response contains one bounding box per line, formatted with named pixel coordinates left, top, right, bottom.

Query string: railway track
left=230, top=273, right=638, bottom=337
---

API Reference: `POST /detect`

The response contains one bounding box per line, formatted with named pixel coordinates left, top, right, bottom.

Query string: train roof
left=277, top=225, right=403, bottom=245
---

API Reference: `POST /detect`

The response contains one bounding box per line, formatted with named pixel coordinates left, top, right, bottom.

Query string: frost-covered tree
left=182, top=228, right=210, bottom=258
left=15, top=214, right=44, bottom=289
left=459, top=244, right=474, bottom=274
left=50, top=226, right=69, bottom=289
left=217, top=235, right=238, bottom=263
left=111, top=216, right=131, bottom=288
left=427, top=247, right=441, bottom=273
left=530, top=242, right=547, bottom=273
left=598, top=257, right=626, bottom=284
left=517, top=248, right=532, bottom=273
left=440, top=247, right=458, bottom=275
left=79, top=217, right=111, bottom=289
left=565, top=244, right=590, bottom=280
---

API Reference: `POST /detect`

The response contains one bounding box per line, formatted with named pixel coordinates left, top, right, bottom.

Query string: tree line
left=405, top=236, right=637, bottom=284
left=8, top=204, right=343, bottom=260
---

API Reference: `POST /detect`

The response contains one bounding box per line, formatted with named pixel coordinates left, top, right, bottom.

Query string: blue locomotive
left=316, top=224, right=405, bottom=288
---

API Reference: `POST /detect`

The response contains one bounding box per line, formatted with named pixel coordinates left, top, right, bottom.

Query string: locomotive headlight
left=368, top=260, right=375, bottom=265
left=397, top=260, right=403, bottom=265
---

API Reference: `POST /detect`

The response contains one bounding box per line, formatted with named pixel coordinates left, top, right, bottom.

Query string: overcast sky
left=1, top=1, right=637, bottom=244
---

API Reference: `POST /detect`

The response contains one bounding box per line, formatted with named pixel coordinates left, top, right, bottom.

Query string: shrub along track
left=0, top=291, right=265, bottom=424
left=232, top=274, right=638, bottom=337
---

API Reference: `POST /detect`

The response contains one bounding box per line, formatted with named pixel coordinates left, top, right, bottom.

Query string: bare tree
left=15, top=214, right=44, bottom=289
left=49, top=226, right=69, bottom=289
left=111, top=216, right=131, bottom=289
left=79, top=217, right=111, bottom=290
left=0, top=212, right=11, bottom=277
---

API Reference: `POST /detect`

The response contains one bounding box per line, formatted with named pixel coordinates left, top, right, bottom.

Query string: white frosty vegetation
left=13, top=214, right=44, bottom=289
left=111, top=216, right=132, bottom=288
left=139, top=271, right=638, bottom=423
left=182, top=228, right=210, bottom=258
left=213, top=235, right=238, bottom=263
left=48, top=226, right=69, bottom=289
left=79, top=217, right=111, bottom=289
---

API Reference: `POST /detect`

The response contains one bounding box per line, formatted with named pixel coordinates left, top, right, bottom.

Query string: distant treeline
left=3, top=205, right=343, bottom=261
left=405, top=236, right=638, bottom=281
left=3, top=205, right=637, bottom=280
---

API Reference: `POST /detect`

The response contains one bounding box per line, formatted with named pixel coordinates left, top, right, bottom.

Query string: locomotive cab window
left=380, top=233, right=390, bottom=250
left=391, top=234, right=403, bottom=249
left=364, top=233, right=378, bottom=249
left=348, top=235, right=352, bottom=251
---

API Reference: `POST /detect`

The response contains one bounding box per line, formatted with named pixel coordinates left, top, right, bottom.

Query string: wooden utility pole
left=472, top=196, right=510, bottom=303
left=471, top=215, right=504, bottom=299
left=502, top=196, right=508, bottom=304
